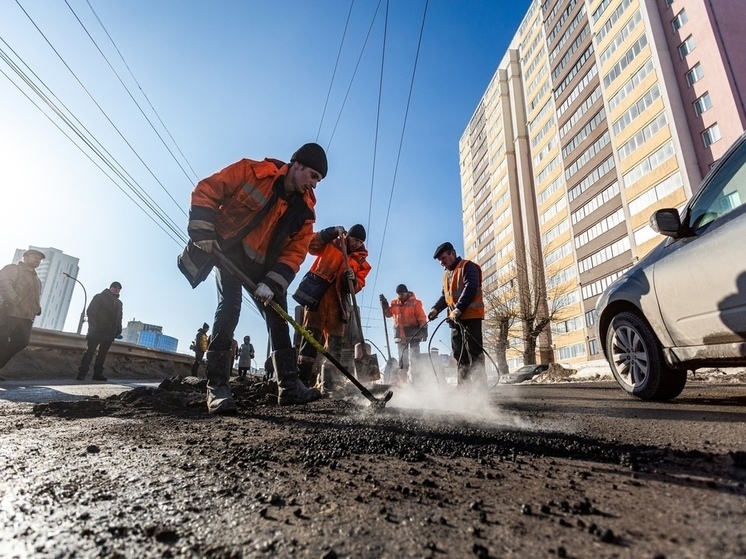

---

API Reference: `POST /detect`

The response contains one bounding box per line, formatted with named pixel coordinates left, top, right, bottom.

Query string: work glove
left=336, top=226, right=347, bottom=238
left=380, top=294, right=389, bottom=310
left=427, top=308, right=439, bottom=321
left=194, top=239, right=221, bottom=254
left=345, top=269, right=356, bottom=282
left=320, top=226, right=340, bottom=242
left=448, top=308, right=462, bottom=322
left=254, top=283, right=274, bottom=306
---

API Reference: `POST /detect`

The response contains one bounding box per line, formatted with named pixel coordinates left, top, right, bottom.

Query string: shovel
left=379, top=294, right=400, bottom=384
left=340, top=235, right=381, bottom=382
left=212, top=251, right=392, bottom=409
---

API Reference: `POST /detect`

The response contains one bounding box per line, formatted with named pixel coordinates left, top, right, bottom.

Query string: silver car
left=596, top=132, right=746, bottom=400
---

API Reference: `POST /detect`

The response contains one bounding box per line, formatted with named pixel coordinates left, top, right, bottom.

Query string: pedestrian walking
left=178, top=142, right=328, bottom=413
left=191, top=323, right=210, bottom=375
left=76, top=281, right=123, bottom=382
left=0, top=249, right=45, bottom=378
left=237, top=335, right=255, bottom=378
left=428, top=242, right=486, bottom=387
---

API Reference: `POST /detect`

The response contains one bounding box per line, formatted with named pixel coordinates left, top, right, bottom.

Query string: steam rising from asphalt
left=379, top=360, right=544, bottom=431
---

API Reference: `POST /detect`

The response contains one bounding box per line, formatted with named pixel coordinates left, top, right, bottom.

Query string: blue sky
left=0, top=0, right=530, bottom=364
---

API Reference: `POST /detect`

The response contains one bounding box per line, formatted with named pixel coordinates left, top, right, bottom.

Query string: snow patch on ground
left=527, top=359, right=746, bottom=384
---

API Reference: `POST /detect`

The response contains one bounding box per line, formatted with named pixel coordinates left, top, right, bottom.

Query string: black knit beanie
left=348, top=224, right=366, bottom=242
left=396, top=284, right=408, bottom=293
left=291, top=142, right=328, bottom=178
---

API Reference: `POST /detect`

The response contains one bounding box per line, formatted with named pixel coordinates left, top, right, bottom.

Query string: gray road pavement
left=0, top=379, right=162, bottom=404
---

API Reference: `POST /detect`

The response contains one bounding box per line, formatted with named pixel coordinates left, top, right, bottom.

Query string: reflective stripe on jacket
left=443, top=259, right=484, bottom=320
left=188, top=158, right=315, bottom=293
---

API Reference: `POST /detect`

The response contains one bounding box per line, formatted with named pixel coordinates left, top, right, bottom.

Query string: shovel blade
left=354, top=353, right=381, bottom=382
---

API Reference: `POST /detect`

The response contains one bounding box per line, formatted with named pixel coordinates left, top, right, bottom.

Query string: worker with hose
left=293, top=224, right=371, bottom=393
left=380, top=284, right=427, bottom=384
left=427, top=242, right=487, bottom=388
left=178, top=142, right=328, bottom=414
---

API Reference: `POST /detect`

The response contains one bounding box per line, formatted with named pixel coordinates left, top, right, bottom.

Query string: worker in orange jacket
left=294, top=224, right=371, bottom=391
left=179, top=142, right=328, bottom=413
left=380, top=284, right=427, bottom=380
left=427, top=242, right=486, bottom=387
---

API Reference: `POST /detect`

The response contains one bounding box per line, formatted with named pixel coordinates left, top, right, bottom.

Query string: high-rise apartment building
left=11, top=246, right=79, bottom=331
left=460, top=0, right=746, bottom=366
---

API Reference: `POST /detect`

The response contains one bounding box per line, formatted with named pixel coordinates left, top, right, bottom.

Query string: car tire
left=605, top=311, right=686, bottom=401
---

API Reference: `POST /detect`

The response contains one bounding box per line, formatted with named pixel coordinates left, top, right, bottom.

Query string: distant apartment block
left=460, top=0, right=746, bottom=366
left=11, top=246, right=79, bottom=331
left=121, top=320, right=178, bottom=352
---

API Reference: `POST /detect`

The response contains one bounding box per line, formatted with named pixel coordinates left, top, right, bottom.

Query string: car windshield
left=515, top=366, right=535, bottom=373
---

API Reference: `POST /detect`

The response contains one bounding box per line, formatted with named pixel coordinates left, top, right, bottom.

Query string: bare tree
left=483, top=240, right=577, bottom=368
left=483, top=274, right=521, bottom=378
left=517, top=240, right=577, bottom=365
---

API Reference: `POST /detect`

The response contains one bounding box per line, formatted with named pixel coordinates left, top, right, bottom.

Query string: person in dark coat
left=0, top=249, right=45, bottom=378
left=76, top=281, right=123, bottom=381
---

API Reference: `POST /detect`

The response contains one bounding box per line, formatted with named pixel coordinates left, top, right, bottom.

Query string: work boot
left=76, top=372, right=87, bottom=381
left=92, top=373, right=108, bottom=381
left=274, top=348, right=321, bottom=406
left=297, top=360, right=316, bottom=388
left=206, top=350, right=237, bottom=414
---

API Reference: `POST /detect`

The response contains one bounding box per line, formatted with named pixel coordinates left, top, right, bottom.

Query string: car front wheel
left=605, top=311, right=687, bottom=400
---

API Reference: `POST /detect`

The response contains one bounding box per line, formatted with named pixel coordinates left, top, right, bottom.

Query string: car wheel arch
left=598, top=300, right=644, bottom=356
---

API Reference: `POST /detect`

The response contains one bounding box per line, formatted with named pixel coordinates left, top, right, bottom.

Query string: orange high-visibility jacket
left=189, top=158, right=315, bottom=293
left=385, top=292, right=427, bottom=340
left=304, top=232, right=371, bottom=332
left=443, top=259, right=484, bottom=320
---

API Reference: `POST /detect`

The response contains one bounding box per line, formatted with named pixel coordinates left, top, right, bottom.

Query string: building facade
left=12, top=246, right=79, bottom=331
left=460, top=0, right=746, bottom=365
left=121, top=320, right=178, bottom=353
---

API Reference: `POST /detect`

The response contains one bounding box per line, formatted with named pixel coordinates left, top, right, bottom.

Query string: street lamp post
left=62, top=272, right=87, bottom=335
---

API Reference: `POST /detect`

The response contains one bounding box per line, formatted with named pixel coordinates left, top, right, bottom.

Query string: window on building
left=671, top=9, right=688, bottom=32
left=702, top=123, right=722, bottom=148
left=678, top=35, right=696, bottom=59
left=686, top=64, right=704, bottom=87
left=693, top=92, right=712, bottom=116
left=665, top=0, right=675, bottom=7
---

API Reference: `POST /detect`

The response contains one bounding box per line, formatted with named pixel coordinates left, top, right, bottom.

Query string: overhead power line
left=14, top=0, right=187, bottom=223
left=76, top=0, right=200, bottom=185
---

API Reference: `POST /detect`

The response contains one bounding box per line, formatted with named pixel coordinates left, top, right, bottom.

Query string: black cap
left=433, top=242, right=454, bottom=259
left=23, top=249, right=46, bottom=259
left=291, top=142, right=328, bottom=178
left=396, top=284, right=408, bottom=294
left=110, top=281, right=122, bottom=289
left=348, top=224, right=366, bottom=242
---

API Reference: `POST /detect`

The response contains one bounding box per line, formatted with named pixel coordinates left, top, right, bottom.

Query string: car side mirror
left=650, top=208, right=682, bottom=238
